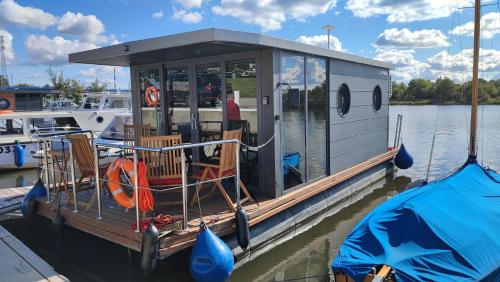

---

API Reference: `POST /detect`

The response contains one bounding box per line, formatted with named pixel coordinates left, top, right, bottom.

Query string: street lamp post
left=322, top=24, right=335, bottom=50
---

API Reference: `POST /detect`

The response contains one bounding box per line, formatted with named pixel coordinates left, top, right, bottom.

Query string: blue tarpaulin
left=332, top=162, right=500, bottom=281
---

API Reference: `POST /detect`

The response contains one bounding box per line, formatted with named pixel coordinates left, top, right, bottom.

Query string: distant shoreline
left=390, top=99, right=500, bottom=105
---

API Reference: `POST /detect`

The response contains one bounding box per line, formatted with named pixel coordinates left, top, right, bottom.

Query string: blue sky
left=0, top=0, right=499, bottom=89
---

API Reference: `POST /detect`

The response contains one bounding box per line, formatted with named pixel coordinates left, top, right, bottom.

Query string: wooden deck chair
left=123, top=124, right=152, bottom=156
left=141, top=135, right=183, bottom=206
left=190, top=128, right=254, bottom=212
left=66, top=133, right=110, bottom=211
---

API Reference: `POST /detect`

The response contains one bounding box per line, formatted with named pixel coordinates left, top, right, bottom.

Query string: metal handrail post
left=43, top=140, right=51, bottom=203
left=235, top=142, right=241, bottom=207
left=133, top=150, right=140, bottom=233
left=181, top=149, right=188, bottom=230
left=393, top=114, right=400, bottom=148
left=68, top=141, right=78, bottom=213
left=50, top=140, right=57, bottom=201
left=397, top=115, right=403, bottom=147
left=94, top=144, right=102, bottom=219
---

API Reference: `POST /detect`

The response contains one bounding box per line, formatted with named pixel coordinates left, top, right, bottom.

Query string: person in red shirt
left=226, top=91, right=240, bottom=121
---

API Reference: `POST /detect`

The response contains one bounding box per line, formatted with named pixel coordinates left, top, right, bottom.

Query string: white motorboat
left=0, top=92, right=132, bottom=170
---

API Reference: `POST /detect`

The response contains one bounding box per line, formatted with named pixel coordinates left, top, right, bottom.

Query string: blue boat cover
left=332, top=162, right=500, bottom=281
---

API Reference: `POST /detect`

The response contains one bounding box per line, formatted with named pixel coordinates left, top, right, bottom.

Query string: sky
left=0, top=0, right=499, bottom=89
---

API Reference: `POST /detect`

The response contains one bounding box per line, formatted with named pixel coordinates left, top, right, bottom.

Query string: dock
left=0, top=186, right=30, bottom=215
left=0, top=225, right=68, bottom=282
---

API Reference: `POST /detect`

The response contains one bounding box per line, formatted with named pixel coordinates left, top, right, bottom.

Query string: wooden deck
left=0, top=186, right=30, bottom=215
left=34, top=149, right=397, bottom=258
left=0, top=225, right=68, bottom=282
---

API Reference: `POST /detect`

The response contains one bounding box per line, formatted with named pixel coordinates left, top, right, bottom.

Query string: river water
left=1, top=105, right=500, bottom=281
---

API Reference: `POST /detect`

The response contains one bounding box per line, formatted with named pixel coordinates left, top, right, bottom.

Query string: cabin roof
left=0, top=88, right=62, bottom=95
left=69, top=28, right=394, bottom=69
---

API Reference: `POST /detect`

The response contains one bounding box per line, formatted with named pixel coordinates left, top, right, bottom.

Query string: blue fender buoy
left=14, top=140, right=25, bottom=168
left=21, top=178, right=47, bottom=215
left=395, top=143, right=413, bottom=169
left=190, top=223, right=234, bottom=282
left=140, top=221, right=159, bottom=277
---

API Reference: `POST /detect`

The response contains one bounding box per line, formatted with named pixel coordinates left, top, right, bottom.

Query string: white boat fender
left=140, top=220, right=159, bottom=277
left=235, top=205, right=250, bottom=251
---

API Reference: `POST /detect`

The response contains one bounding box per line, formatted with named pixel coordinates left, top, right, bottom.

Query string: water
left=1, top=105, right=499, bottom=281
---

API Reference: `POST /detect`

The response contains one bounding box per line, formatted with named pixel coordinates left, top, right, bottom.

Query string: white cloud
left=375, top=28, right=449, bottom=48
left=212, top=0, right=336, bottom=31
left=296, top=34, right=343, bottom=51
left=346, top=0, right=473, bottom=23
left=176, top=0, right=204, bottom=9
left=25, top=35, right=97, bottom=66
left=152, top=9, right=164, bottom=19
left=173, top=8, right=202, bottom=24
left=0, top=0, right=57, bottom=29
left=374, top=49, right=430, bottom=81
left=57, top=12, right=106, bottom=44
left=427, top=48, right=500, bottom=81
left=80, top=66, right=125, bottom=78
left=0, top=30, right=14, bottom=64
left=451, top=12, right=500, bottom=39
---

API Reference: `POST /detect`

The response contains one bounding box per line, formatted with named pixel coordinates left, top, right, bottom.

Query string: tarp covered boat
left=332, top=161, right=500, bottom=281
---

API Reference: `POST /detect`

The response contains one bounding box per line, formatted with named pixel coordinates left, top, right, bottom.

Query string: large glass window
left=196, top=63, right=222, bottom=158
left=139, top=68, right=161, bottom=133
left=226, top=60, right=259, bottom=186
left=281, top=54, right=327, bottom=190
left=281, top=54, right=306, bottom=190
left=166, top=67, right=191, bottom=142
left=306, top=58, right=327, bottom=181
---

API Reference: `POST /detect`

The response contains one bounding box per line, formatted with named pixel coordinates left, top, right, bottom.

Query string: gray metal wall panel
left=329, top=59, right=390, bottom=174
left=330, top=130, right=387, bottom=157
left=330, top=105, right=388, bottom=125
left=330, top=59, right=390, bottom=79
left=330, top=141, right=387, bottom=173
left=330, top=116, right=388, bottom=141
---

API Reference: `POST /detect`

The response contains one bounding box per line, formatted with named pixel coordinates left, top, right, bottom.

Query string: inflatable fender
left=140, top=221, right=159, bottom=277
left=235, top=206, right=250, bottom=251
left=394, top=143, right=414, bottom=169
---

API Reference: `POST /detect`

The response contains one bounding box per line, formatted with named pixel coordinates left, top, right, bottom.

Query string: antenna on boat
left=0, top=35, right=9, bottom=89
left=468, top=0, right=481, bottom=161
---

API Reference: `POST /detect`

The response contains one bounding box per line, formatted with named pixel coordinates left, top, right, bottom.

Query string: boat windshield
left=99, top=115, right=133, bottom=140
left=0, top=118, right=24, bottom=135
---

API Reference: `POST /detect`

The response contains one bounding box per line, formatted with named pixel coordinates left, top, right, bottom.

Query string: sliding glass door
left=280, top=53, right=327, bottom=190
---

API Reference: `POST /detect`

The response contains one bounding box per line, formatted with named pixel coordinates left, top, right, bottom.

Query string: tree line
left=0, top=68, right=107, bottom=103
left=391, top=77, right=500, bottom=104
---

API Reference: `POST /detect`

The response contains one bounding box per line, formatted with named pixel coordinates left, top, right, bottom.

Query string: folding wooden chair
left=123, top=124, right=152, bottom=156
left=66, top=133, right=110, bottom=211
left=141, top=135, right=183, bottom=206
left=190, top=129, right=254, bottom=212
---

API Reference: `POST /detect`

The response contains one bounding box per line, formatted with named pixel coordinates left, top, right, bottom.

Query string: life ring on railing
left=107, top=158, right=154, bottom=211
left=145, top=86, right=159, bottom=107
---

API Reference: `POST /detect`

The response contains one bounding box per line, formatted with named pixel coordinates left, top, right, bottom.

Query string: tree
left=68, top=79, right=85, bottom=103
left=0, top=74, right=9, bottom=88
left=88, top=78, right=106, bottom=93
left=47, top=68, right=70, bottom=95
left=432, top=77, right=455, bottom=103
left=406, top=79, right=433, bottom=100
left=391, top=81, right=406, bottom=100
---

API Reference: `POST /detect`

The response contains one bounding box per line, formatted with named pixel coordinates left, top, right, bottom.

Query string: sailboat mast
left=469, top=0, right=481, bottom=160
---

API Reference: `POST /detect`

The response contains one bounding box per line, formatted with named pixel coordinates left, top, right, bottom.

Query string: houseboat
left=27, top=28, right=397, bottom=276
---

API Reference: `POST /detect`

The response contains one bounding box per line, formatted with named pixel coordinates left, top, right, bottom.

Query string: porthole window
left=0, top=98, right=10, bottom=110
left=373, top=85, right=382, bottom=112
left=337, top=83, right=351, bottom=117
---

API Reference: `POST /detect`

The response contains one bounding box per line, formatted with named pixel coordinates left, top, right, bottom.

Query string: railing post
left=133, top=150, right=140, bottom=233
left=43, top=140, right=51, bottom=203
left=50, top=140, right=57, bottom=201
left=68, top=141, right=78, bottom=213
left=94, top=144, right=102, bottom=220
left=235, top=141, right=241, bottom=207
left=181, top=149, right=188, bottom=230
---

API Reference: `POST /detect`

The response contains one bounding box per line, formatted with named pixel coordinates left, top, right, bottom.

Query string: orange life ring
left=107, top=158, right=153, bottom=211
left=145, top=86, right=159, bottom=107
